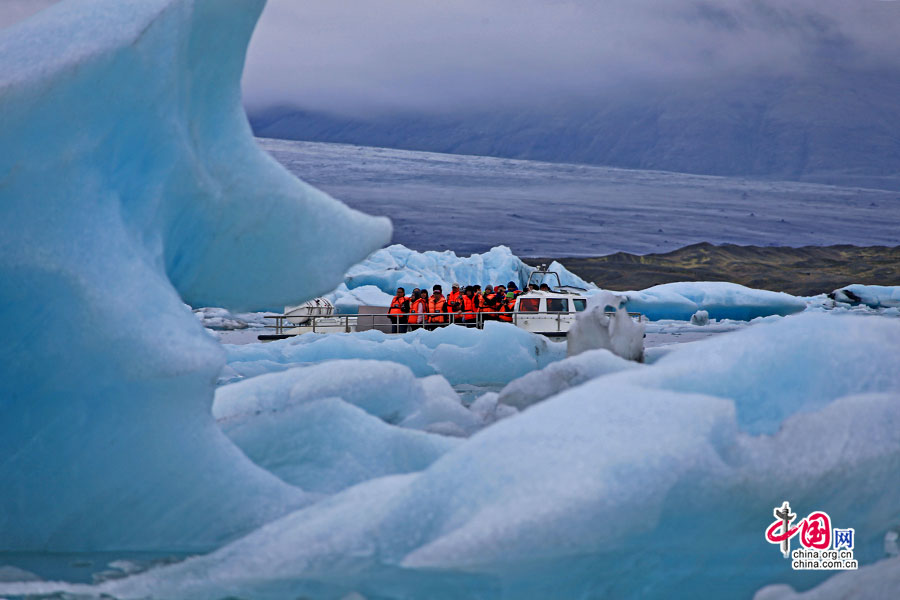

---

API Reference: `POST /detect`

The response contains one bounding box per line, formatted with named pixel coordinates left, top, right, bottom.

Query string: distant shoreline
left=525, top=243, right=900, bottom=296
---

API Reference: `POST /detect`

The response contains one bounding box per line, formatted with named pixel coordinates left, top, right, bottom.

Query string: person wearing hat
left=447, top=283, right=462, bottom=324
left=497, top=291, right=516, bottom=322
left=507, top=281, right=522, bottom=297
left=427, top=284, right=448, bottom=330
left=408, top=289, right=429, bottom=330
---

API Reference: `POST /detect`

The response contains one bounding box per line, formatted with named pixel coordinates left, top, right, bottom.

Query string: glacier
left=0, top=0, right=389, bottom=552
left=622, top=281, right=808, bottom=321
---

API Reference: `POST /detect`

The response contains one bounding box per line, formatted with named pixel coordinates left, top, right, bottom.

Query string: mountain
left=249, top=68, right=900, bottom=191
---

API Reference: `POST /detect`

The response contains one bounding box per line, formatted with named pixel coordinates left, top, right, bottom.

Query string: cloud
left=242, top=0, right=900, bottom=116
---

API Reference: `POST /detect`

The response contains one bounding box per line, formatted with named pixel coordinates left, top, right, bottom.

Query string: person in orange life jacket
left=490, top=285, right=507, bottom=318
left=389, top=287, right=410, bottom=334
left=497, top=291, right=516, bottom=322
left=427, top=285, right=448, bottom=330
left=409, top=290, right=428, bottom=330
left=507, top=281, right=522, bottom=297
left=446, top=283, right=462, bottom=323
left=480, top=285, right=498, bottom=320
left=460, top=286, right=477, bottom=326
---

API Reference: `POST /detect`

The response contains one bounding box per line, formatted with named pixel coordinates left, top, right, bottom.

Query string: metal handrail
left=262, top=309, right=644, bottom=335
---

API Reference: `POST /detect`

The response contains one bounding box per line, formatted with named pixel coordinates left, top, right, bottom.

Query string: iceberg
left=566, top=291, right=645, bottom=361
left=222, top=321, right=568, bottom=386
left=0, top=0, right=389, bottom=552
left=623, top=281, right=807, bottom=321
left=830, top=284, right=900, bottom=309
left=343, top=244, right=593, bottom=294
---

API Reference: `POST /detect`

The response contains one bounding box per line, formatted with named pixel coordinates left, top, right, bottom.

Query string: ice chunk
left=623, top=281, right=806, bottom=321
left=0, top=0, right=389, bottom=552
left=753, top=556, right=900, bottom=600
left=830, top=284, right=900, bottom=309
left=223, top=322, right=567, bottom=386
left=498, top=348, right=641, bottom=409
left=343, top=244, right=593, bottom=295
left=218, top=395, right=459, bottom=494
left=469, top=392, right=519, bottom=424
left=690, top=309, right=710, bottom=325
left=193, top=306, right=249, bottom=330
left=214, top=360, right=480, bottom=434
left=567, top=291, right=645, bottom=361
left=610, top=313, right=900, bottom=434
left=324, top=283, right=395, bottom=314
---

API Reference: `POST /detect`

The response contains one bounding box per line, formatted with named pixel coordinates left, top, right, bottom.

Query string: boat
left=257, top=266, right=638, bottom=341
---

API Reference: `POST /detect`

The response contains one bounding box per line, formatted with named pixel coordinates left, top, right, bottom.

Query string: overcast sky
left=3, top=0, right=899, bottom=116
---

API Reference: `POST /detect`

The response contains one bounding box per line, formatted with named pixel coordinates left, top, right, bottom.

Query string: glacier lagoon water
left=2, top=1, right=899, bottom=599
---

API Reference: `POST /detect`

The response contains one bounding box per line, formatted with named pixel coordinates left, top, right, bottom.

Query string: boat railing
left=262, top=310, right=644, bottom=336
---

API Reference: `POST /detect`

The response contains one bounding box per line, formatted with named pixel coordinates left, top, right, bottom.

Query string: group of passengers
left=388, top=281, right=552, bottom=333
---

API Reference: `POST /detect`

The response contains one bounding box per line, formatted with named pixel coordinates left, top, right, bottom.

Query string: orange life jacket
left=479, top=292, right=495, bottom=312
left=461, top=295, right=476, bottom=321
left=410, top=298, right=428, bottom=325
left=428, top=296, right=447, bottom=323
left=389, top=295, right=408, bottom=314
left=497, top=297, right=515, bottom=322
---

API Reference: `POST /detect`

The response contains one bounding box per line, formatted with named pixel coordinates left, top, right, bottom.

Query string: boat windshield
left=547, top=298, right=568, bottom=312
left=519, top=298, right=540, bottom=312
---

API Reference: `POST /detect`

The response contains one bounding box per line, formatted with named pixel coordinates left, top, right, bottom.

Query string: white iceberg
left=830, top=284, right=900, bottom=309
left=0, top=0, right=389, bottom=552
left=623, top=281, right=807, bottom=321
left=566, top=291, right=645, bottom=361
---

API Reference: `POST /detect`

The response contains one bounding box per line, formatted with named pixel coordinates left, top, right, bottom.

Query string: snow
left=567, top=291, right=645, bottom=361
left=831, top=284, right=900, bottom=309
left=0, top=0, right=388, bottom=552
left=498, top=348, right=641, bottom=409
left=221, top=321, right=568, bottom=386
left=623, top=281, right=808, bottom=321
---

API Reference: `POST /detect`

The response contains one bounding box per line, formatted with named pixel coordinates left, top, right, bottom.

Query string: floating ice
left=2, top=314, right=898, bottom=599
left=324, top=283, right=394, bottom=313
left=218, top=394, right=459, bottom=494
left=0, top=0, right=389, bottom=552
left=222, top=322, right=567, bottom=386
left=690, top=309, right=710, bottom=325
left=567, top=291, right=645, bottom=361
left=830, top=284, right=900, bottom=309
left=623, top=281, right=807, bottom=321
left=498, top=348, right=641, bottom=409
left=343, top=244, right=592, bottom=295
left=215, top=360, right=481, bottom=435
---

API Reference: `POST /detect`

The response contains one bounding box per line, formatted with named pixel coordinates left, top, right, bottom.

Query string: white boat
left=258, top=266, right=634, bottom=341
left=511, top=267, right=589, bottom=338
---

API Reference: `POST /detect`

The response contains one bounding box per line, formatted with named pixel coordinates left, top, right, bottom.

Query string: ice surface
left=498, top=348, right=641, bottom=409
left=218, top=394, right=459, bottom=494
left=623, top=281, right=807, bottom=321
left=831, top=284, right=900, bottom=309
left=0, top=0, right=388, bottom=551
left=214, top=360, right=481, bottom=435
left=607, top=313, right=900, bottom=435
left=222, top=322, right=567, bottom=386
left=753, top=556, right=900, bottom=600
left=2, top=314, right=899, bottom=599
left=567, top=291, right=645, bottom=361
